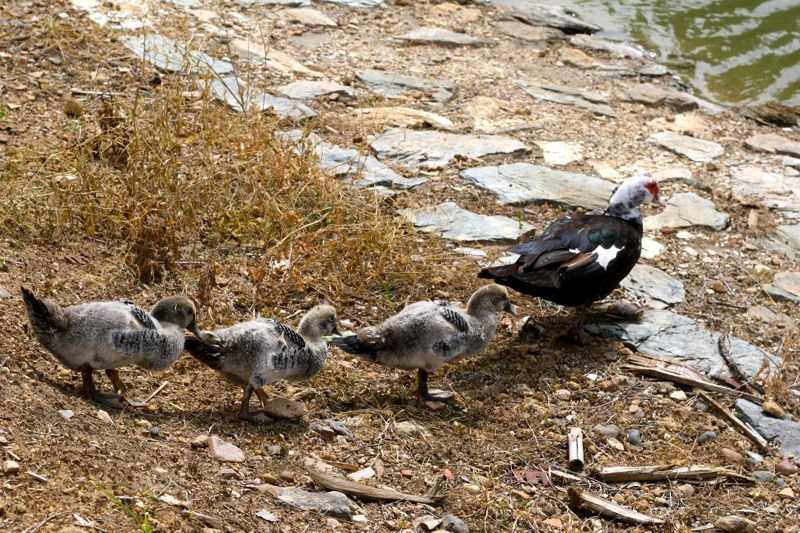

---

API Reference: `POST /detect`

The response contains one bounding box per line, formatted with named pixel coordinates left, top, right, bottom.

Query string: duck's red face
left=644, top=179, right=665, bottom=208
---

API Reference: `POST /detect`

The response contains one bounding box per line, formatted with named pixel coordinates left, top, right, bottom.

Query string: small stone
left=674, top=483, right=694, bottom=498
left=401, top=469, right=413, bottom=478
left=270, top=486, right=351, bottom=520
left=58, top=410, right=74, bottom=419
left=279, top=470, right=295, bottom=482
left=95, top=409, right=113, bottom=424
left=324, top=517, right=340, bottom=529
left=261, top=473, right=279, bottom=484
left=710, top=280, right=727, bottom=293
left=462, top=483, right=481, bottom=495
left=714, top=515, right=756, bottom=533
left=263, top=398, right=306, bottom=419
left=669, top=390, right=687, bottom=401
left=698, top=431, right=717, bottom=444
left=208, top=436, right=246, bottom=463
left=719, top=448, right=743, bottom=463
left=592, top=424, right=620, bottom=439
left=777, top=460, right=798, bottom=476
left=310, top=421, right=336, bottom=439
left=554, top=389, right=571, bottom=401
left=778, top=487, right=795, bottom=500
left=347, top=467, right=375, bottom=482
left=746, top=451, right=764, bottom=465
left=441, top=513, right=469, bottom=533
left=607, top=437, right=625, bottom=451
left=191, top=435, right=209, bottom=449
left=775, top=477, right=786, bottom=488
left=2, top=460, right=20, bottom=474
left=627, top=429, right=642, bottom=446
left=149, top=426, right=161, bottom=438
left=753, top=470, right=775, bottom=482
left=219, top=468, right=240, bottom=480
left=395, top=420, right=432, bottom=438
left=762, top=400, right=786, bottom=419
left=256, top=509, right=279, bottom=523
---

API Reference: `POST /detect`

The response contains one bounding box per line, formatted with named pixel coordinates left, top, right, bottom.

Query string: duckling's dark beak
left=188, top=318, right=201, bottom=338
left=507, top=303, right=518, bottom=316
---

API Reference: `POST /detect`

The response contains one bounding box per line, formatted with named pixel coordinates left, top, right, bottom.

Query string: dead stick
left=70, top=88, right=128, bottom=97
left=568, top=487, right=664, bottom=525
left=697, top=391, right=769, bottom=452
left=305, top=468, right=438, bottom=504
left=718, top=335, right=765, bottom=395
left=568, top=427, right=584, bottom=471
left=623, top=365, right=763, bottom=404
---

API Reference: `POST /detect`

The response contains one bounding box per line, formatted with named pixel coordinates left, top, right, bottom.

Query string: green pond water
left=537, top=0, right=800, bottom=106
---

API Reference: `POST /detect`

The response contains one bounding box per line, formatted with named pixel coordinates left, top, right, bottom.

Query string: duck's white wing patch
left=595, top=244, right=624, bottom=270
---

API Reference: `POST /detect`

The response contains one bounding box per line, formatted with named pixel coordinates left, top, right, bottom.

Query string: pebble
left=401, top=469, right=414, bottom=478
left=775, top=477, right=786, bottom=488
left=95, top=410, right=113, bottom=424
left=762, top=400, right=786, bottom=419
left=191, top=435, right=210, bottom=449
left=462, top=483, right=481, bottom=495
left=208, top=436, right=246, bottom=463
left=58, top=410, right=74, bottom=419
left=753, top=470, right=775, bottom=482
left=746, top=451, right=764, bottom=465
left=279, top=470, right=295, bottom=482
left=714, top=516, right=756, bottom=533
left=2, top=460, right=20, bottom=474
left=697, top=430, right=717, bottom=444
left=669, top=390, right=687, bottom=401
left=261, top=473, right=279, bottom=484
left=592, top=424, right=620, bottom=439
left=719, top=448, right=743, bottom=463
left=777, top=460, right=798, bottom=475
left=626, top=429, right=642, bottom=446
left=441, top=514, right=469, bottom=533
left=554, top=389, right=571, bottom=401
left=606, top=437, right=625, bottom=451
left=778, top=487, right=795, bottom=499
left=674, top=483, right=694, bottom=498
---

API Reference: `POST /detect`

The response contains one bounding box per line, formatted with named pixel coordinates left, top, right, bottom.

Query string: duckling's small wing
left=121, top=301, right=157, bottom=330
left=111, top=328, right=168, bottom=355
left=439, top=307, right=470, bottom=333
left=272, top=321, right=306, bottom=349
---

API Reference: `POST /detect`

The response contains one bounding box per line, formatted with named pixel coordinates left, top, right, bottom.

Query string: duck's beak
left=652, top=194, right=666, bottom=209
left=332, top=323, right=342, bottom=336
left=506, top=302, right=518, bottom=316
left=188, top=318, right=202, bottom=338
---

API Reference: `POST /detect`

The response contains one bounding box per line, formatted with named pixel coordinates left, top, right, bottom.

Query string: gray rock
left=752, top=470, right=775, bottom=483
left=493, top=20, right=564, bottom=42
left=0, top=285, right=11, bottom=299
left=784, top=156, right=800, bottom=169
left=399, top=202, right=534, bottom=242
left=319, top=0, right=384, bottom=7
left=370, top=129, right=530, bottom=170
left=276, top=80, right=355, bottom=100
left=397, top=27, right=485, bottom=47
left=459, top=163, right=615, bottom=210
left=356, top=69, right=456, bottom=102
left=208, top=436, right=246, bottom=463
left=731, top=166, right=800, bottom=215
left=209, top=77, right=316, bottom=120
left=644, top=192, right=728, bottom=231
left=627, top=428, right=642, bottom=446
left=325, top=419, right=353, bottom=438
left=284, top=8, right=337, bottom=27
left=514, top=80, right=617, bottom=117
left=745, top=451, right=764, bottom=465
left=271, top=486, right=352, bottom=519
left=746, top=305, right=795, bottom=329
left=764, top=271, right=800, bottom=303
left=441, top=514, right=469, bottom=533
left=745, top=133, right=800, bottom=158
left=236, top=0, right=310, bottom=7
left=775, top=477, right=786, bottom=488
left=714, top=515, right=756, bottom=533
left=592, top=424, right=620, bottom=439
left=648, top=132, right=724, bottom=162
left=736, top=399, right=800, bottom=456
left=121, top=35, right=233, bottom=75
left=771, top=225, right=800, bottom=256
left=585, top=310, right=779, bottom=382
left=697, top=430, right=717, bottom=444
left=619, top=84, right=699, bottom=112
left=488, top=0, right=601, bottom=34
left=621, top=264, right=685, bottom=308
left=569, top=34, right=643, bottom=59
left=58, top=409, right=74, bottom=419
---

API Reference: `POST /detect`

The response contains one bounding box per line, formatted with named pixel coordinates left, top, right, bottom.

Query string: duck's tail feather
left=21, top=286, right=68, bottom=336
left=183, top=336, right=223, bottom=370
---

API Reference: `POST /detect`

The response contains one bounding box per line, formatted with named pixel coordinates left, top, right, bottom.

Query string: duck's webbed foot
left=555, top=305, right=588, bottom=345
left=417, top=369, right=454, bottom=402
left=83, top=367, right=124, bottom=409
left=237, top=385, right=273, bottom=423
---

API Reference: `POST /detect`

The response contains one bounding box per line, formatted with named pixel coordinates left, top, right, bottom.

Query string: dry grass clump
left=0, top=79, right=448, bottom=307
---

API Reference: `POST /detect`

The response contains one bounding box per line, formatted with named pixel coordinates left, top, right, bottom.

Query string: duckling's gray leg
left=82, top=367, right=123, bottom=409
left=105, top=369, right=129, bottom=395
left=417, top=369, right=454, bottom=402
left=238, top=385, right=271, bottom=423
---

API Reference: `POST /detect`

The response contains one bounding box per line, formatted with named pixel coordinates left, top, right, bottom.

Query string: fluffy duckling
left=332, top=284, right=516, bottom=401
left=21, top=287, right=200, bottom=408
left=184, top=304, right=339, bottom=422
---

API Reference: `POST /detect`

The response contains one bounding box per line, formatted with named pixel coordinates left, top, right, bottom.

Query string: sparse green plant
left=96, top=485, right=152, bottom=533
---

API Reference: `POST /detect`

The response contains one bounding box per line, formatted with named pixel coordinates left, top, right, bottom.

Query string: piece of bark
left=596, top=465, right=753, bottom=484
left=568, top=487, right=664, bottom=525
left=568, top=427, right=584, bottom=471
left=305, top=467, right=438, bottom=504
left=697, top=392, right=769, bottom=452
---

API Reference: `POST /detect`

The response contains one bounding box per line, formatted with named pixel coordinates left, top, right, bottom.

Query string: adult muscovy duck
left=478, top=174, right=664, bottom=341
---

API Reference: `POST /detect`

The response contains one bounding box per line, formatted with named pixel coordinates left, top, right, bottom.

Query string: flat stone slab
left=648, top=132, right=724, bottom=162
left=231, top=38, right=324, bottom=77
left=356, top=69, right=456, bottom=102
left=644, top=192, right=728, bottom=231
left=354, top=107, right=455, bottom=131
left=535, top=141, right=583, bottom=166
left=209, top=77, right=316, bottom=120
left=284, top=7, right=337, bottom=27
left=764, top=271, right=800, bottom=303
left=459, top=163, right=615, bottom=210
left=774, top=225, right=800, bottom=251
left=488, top=0, right=601, bottom=34
left=269, top=486, right=352, bottom=519
left=493, top=20, right=564, bottom=42
left=397, top=27, right=485, bottom=47
left=276, top=80, right=355, bottom=100
left=400, top=202, right=534, bottom=242
left=370, top=128, right=530, bottom=170
left=320, top=0, right=384, bottom=6
left=620, top=264, right=685, bottom=309
left=745, top=133, right=800, bottom=158
left=121, top=35, right=233, bottom=75
left=569, top=34, right=643, bottom=59
left=515, top=80, right=617, bottom=117
left=208, top=436, right=246, bottom=463
left=619, top=84, right=699, bottom=112
left=236, top=0, right=311, bottom=7
left=315, top=143, right=427, bottom=189
left=585, top=310, right=779, bottom=381
left=736, top=399, right=800, bottom=457
left=731, top=166, right=800, bottom=216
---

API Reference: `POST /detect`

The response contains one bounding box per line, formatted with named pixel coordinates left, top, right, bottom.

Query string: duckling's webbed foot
left=417, top=369, right=454, bottom=402
left=238, top=385, right=273, bottom=423
left=82, top=367, right=124, bottom=409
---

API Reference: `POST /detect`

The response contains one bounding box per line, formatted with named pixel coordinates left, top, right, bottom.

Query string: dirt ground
left=1, top=0, right=799, bottom=531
